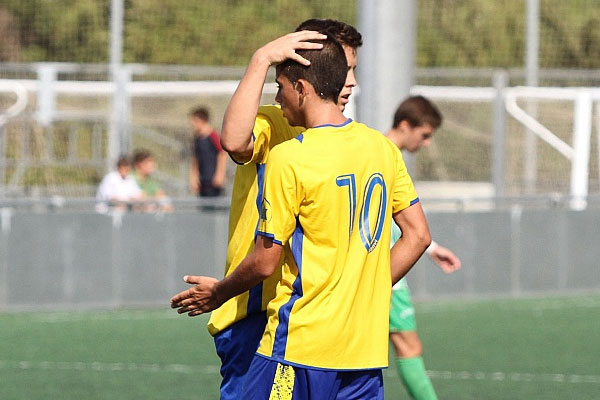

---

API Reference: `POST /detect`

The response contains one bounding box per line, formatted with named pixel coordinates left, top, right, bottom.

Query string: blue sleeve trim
left=256, top=231, right=283, bottom=245
left=410, top=197, right=420, bottom=206
left=229, top=132, right=255, bottom=165
left=229, top=153, right=245, bottom=165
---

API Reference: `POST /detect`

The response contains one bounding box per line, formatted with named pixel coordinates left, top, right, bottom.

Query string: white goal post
left=412, top=84, right=600, bottom=210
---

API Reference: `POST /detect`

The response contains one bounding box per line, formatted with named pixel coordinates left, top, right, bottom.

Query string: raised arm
left=170, top=235, right=282, bottom=316
left=390, top=202, right=432, bottom=284
left=220, top=31, right=326, bottom=163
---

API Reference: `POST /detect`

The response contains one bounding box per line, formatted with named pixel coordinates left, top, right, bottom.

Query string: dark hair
left=276, top=34, right=347, bottom=103
left=116, top=155, right=130, bottom=168
left=295, top=19, right=362, bottom=49
left=190, top=106, right=210, bottom=121
left=392, top=96, right=443, bottom=129
left=133, top=149, right=153, bottom=165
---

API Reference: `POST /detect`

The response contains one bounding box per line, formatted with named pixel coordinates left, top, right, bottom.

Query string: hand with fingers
left=254, top=30, right=327, bottom=67
left=428, top=245, right=462, bottom=274
left=170, top=275, right=221, bottom=316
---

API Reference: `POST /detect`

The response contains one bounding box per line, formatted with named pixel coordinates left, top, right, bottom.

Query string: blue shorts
left=213, top=312, right=267, bottom=400
left=241, top=355, right=384, bottom=400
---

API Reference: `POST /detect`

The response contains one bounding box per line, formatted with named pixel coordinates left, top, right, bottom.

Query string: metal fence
left=1, top=205, right=599, bottom=310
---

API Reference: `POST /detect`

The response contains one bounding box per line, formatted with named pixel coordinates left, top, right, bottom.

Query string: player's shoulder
left=268, top=132, right=304, bottom=162
left=257, top=104, right=285, bottom=122
left=353, top=121, right=398, bottom=147
left=271, top=132, right=304, bottom=152
left=257, top=104, right=303, bottom=139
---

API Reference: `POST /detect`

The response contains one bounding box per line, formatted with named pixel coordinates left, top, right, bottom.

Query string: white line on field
left=25, top=310, right=182, bottom=323
left=1, top=360, right=598, bottom=385
left=416, top=296, right=600, bottom=314
left=424, top=370, right=600, bottom=384
left=0, top=360, right=220, bottom=375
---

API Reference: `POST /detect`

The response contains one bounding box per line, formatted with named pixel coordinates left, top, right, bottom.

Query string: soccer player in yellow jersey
left=173, top=20, right=362, bottom=400
left=172, top=33, right=431, bottom=399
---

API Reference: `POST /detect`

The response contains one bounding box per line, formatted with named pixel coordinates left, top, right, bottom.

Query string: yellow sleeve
left=257, top=144, right=300, bottom=245
left=246, top=105, right=304, bottom=165
left=391, top=146, right=419, bottom=213
left=247, top=113, right=273, bottom=165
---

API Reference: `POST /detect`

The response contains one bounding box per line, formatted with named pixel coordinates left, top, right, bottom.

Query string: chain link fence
left=0, top=0, right=599, bottom=201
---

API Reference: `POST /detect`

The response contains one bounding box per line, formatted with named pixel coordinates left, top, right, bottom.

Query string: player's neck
left=303, top=101, right=347, bottom=129
left=386, top=128, right=405, bottom=150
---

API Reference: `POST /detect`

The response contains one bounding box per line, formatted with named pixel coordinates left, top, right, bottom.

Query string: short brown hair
left=133, top=149, right=153, bottom=165
left=116, top=155, right=130, bottom=168
left=190, top=106, right=210, bottom=121
left=276, top=34, right=347, bottom=103
left=392, top=96, right=442, bottom=129
left=295, top=19, right=362, bottom=49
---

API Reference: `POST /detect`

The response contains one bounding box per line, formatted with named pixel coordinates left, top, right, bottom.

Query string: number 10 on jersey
left=336, top=173, right=388, bottom=253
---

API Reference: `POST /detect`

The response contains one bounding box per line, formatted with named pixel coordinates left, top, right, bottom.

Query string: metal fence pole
left=492, top=70, right=508, bottom=202
left=524, top=0, right=540, bottom=194
left=108, top=0, right=125, bottom=172
left=357, top=0, right=415, bottom=132
left=570, top=90, right=592, bottom=210
left=36, top=63, right=57, bottom=127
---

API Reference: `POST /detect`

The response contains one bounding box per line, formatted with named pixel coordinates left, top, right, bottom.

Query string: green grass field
left=1, top=294, right=599, bottom=399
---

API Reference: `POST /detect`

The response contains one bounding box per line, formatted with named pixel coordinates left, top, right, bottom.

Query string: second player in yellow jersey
left=207, top=105, right=303, bottom=335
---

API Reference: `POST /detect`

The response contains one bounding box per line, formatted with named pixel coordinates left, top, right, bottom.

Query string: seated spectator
left=132, top=149, right=173, bottom=212
left=189, top=106, right=227, bottom=197
left=95, top=155, right=143, bottom=213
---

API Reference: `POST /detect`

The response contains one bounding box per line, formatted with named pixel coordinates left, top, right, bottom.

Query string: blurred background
left=0, top=0, right=599, bottom=201
left=0, top=0, right=599, bottom=307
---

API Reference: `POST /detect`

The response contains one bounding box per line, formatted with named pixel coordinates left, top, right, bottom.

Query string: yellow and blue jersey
left=207, top=105, right=304, bottom=336
left=256, top=119, right=419, bottom=370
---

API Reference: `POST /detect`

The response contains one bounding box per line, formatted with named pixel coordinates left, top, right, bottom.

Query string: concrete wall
left=1, top=208, right=599, bottom=309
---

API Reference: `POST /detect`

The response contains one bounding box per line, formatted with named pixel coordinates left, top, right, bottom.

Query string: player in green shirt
left=386, top=95, right=462, bottom=400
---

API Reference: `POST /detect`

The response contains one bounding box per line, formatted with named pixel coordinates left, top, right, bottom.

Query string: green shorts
left=389, top=279, right=416, bottom=332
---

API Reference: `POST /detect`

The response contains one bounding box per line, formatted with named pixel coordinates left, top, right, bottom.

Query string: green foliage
left=0, top=0, right=598, bottom=68
left=0, top=0, right=109, bottom=62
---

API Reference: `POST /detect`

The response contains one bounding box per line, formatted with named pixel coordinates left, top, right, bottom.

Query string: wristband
left=425, top=240, right=439, bottom=255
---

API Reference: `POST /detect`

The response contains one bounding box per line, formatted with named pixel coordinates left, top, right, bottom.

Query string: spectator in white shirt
left=96, top=155, right=143, bottom=213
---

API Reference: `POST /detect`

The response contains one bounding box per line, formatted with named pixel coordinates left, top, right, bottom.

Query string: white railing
left=0, top=80, right=28, bottom=126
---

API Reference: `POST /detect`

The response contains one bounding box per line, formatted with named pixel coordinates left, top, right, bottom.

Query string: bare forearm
left=215, top=235, right=281, bottom=305
left=214, top=152, right=227, bottom=184
left=214, top=252, right=267, bottom=305
left=390, top=235, right=430, bottom=284
left=189, top=160, right=199, bottom=184
left=390, top=204, right=432, bottom=284
left=221, top=54, right=271, bottom=159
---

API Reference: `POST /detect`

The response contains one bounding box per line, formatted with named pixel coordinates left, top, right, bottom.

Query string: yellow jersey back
left=256, top=119, right=419, bottom=370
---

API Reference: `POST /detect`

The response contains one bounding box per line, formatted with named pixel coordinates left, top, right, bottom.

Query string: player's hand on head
left=170, top=275, right=221, bottom=316
left=428, top=246, right=462, bottom=273
left=256, top=31, right=327, bottom=67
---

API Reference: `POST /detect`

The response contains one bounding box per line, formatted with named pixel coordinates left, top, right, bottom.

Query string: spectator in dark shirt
left=189, top=107, right=227, bottom=197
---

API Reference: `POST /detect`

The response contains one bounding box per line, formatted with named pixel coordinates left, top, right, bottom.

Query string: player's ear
left=295, top=79, right=305, bottom=95
left=399, top=120, right=413, bottom=134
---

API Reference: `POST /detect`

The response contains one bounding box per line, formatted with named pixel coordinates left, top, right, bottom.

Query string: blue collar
left=313, top=118, right=353, bottom=129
